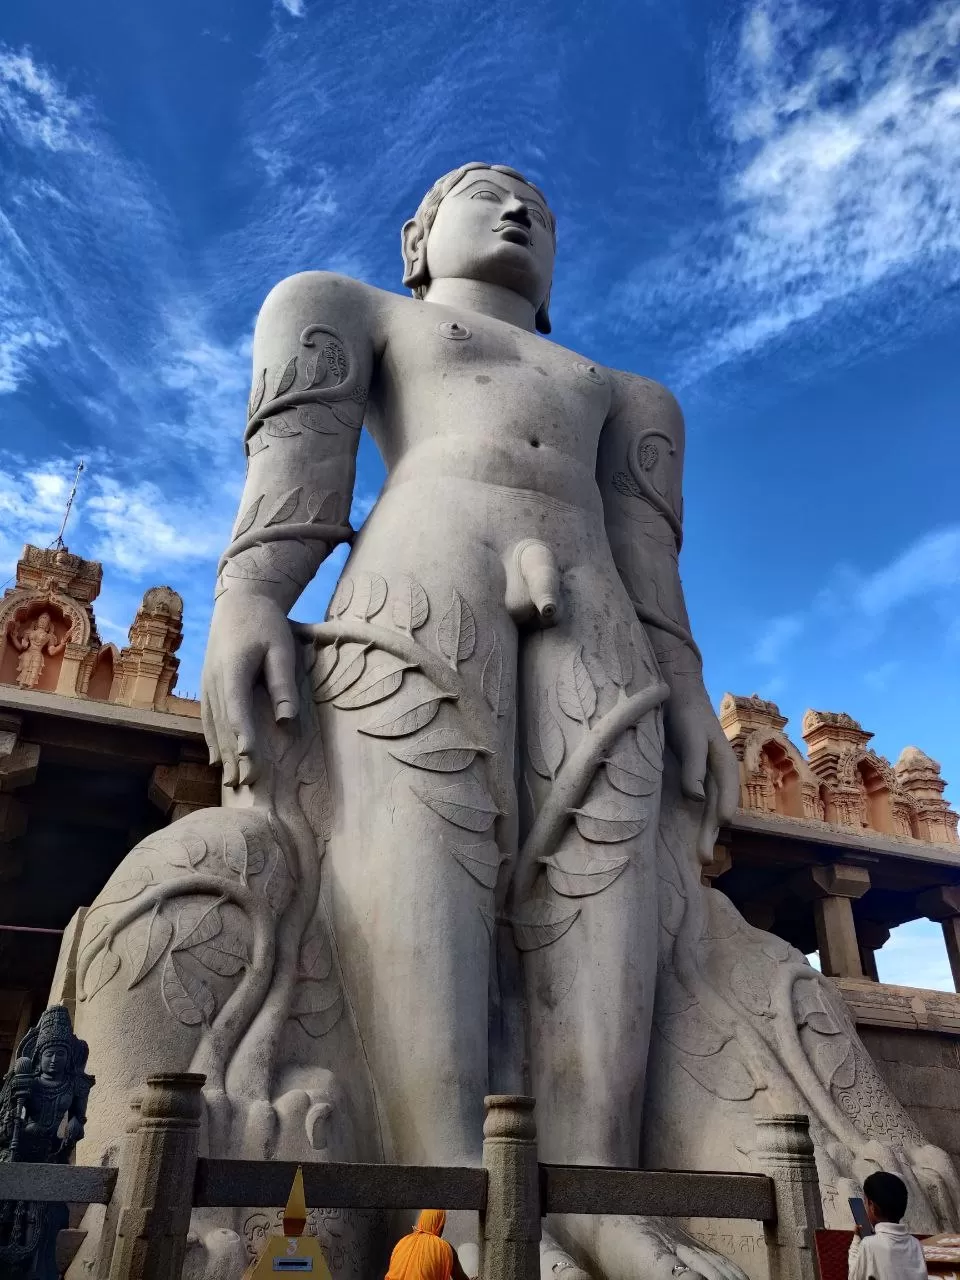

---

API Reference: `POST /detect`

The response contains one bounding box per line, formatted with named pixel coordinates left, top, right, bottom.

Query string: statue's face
left=425, top=170, right=555, bottom=312
left=39, top=1046, right=67, bottom=1078
left=37, top=613, right=50, bottom=628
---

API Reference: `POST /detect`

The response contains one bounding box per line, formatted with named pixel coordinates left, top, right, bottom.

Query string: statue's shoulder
left=259, top=270, right=398, bottom=337
left=605, top=368, right=684, bottom=441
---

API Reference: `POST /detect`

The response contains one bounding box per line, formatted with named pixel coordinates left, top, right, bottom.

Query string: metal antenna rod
left=52, top=459, right=85, bottom=550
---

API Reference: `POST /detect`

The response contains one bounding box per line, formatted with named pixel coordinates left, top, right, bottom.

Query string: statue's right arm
left=202, top=271, right=376, bottom=786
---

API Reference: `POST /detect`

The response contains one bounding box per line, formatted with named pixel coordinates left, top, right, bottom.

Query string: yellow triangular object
left=283, top=1165, right=307, bottom=1237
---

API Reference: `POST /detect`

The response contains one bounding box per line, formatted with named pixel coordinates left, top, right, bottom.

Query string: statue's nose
left=501, top=201, right=532, bottom=228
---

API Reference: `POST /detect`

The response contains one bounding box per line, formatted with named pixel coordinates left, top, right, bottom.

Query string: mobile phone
left=849, top=1197, right=874, bottom=1235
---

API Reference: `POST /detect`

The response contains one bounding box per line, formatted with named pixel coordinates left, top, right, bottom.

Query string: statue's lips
left=494, top=223, right=531, bottom=246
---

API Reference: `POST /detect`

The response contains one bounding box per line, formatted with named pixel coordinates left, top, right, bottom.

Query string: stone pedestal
left=755, top=1114, right=823, bottom=1280
left=107, top=1072, right=204, bottom=1280
left=479, top=1095, right=540, bottom=1280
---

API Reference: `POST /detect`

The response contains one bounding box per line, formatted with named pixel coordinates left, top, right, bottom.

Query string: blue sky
left=2, top=0, right=959, bottom=986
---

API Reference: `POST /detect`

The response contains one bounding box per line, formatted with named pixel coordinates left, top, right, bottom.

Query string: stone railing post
left=479, top=1094, right=540, bottom=1280
left=94, top=1088, right=143, bottom=1277
left=107, top=1072, right=205, bottom=1280
left=755, top=1114, right=824, bottom=1280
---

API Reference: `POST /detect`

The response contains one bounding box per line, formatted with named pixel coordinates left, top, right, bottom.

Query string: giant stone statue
left=66, top=165, right=960, bottom=1280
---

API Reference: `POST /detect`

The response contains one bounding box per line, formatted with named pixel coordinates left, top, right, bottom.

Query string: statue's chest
left=387, top=318, right=612, bottom=427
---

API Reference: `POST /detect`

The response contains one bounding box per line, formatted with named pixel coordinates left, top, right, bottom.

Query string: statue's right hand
left=201, top=590, right=298, bottom=787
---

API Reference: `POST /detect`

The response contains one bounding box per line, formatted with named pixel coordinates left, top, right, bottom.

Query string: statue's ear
left=401, top=218, right=429, bottom=293
left=535, top=288, right=552, bottom=335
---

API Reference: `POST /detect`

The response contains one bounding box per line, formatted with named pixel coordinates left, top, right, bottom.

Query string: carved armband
left=217, top=324, right=366, bottom=600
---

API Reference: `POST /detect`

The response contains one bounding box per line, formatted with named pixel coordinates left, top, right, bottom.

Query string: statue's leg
left=307, top=525, right=519, bottom=1260
left=519, top=566, right=747, bottom=1280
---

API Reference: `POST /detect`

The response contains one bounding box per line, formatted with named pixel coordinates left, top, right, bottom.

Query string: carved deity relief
left=7, top=611, right=68, bottom=689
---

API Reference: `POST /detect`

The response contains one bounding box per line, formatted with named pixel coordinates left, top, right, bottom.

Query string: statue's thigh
left=311, top=544, right=518, bottom=1161
left=519, top=566, right=663, bottom=1160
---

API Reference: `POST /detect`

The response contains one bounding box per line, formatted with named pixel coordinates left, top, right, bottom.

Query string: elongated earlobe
left=401, top=218, right=430, bottom=294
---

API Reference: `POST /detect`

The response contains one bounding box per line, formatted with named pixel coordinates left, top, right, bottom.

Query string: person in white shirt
left=848, top=1171, right=928, bottom=1280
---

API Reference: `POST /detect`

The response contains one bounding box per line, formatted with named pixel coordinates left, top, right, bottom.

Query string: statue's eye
left=529, top=207, right=548, bottom=228
left=471, top=189, right=501, bottom=203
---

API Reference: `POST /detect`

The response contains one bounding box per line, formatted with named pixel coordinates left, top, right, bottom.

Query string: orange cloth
left=385, top=1210, right=453, bottom=1280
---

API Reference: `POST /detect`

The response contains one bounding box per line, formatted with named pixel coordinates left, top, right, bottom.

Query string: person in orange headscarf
left=385, top=1209, right=472, bottom=1280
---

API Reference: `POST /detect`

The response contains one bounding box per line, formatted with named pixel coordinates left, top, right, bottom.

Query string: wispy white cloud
left=752, top=613, right=804, bottom=666
left=276, top=0, right=306, bottom=14
left=0, top=48, right=89, bottom=152
left=620, top=0, right=960, bottom=381
left=751, top=521, right=960, bottom=679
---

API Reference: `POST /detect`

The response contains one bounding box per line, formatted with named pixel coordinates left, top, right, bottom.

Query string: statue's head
left=31, top=1005, right=79, bottom=1081
left=402, top=163, right=556, bottom=333
left=37, top=612, right=51, bottom=629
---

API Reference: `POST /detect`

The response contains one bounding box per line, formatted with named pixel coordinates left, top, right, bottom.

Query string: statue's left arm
left=598, top=373, right=739, bottom=840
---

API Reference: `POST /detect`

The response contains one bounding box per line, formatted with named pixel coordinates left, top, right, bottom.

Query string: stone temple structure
left=4, top=163, right=956, bottom=1280
left=0, top=543, right=217, bottom=1062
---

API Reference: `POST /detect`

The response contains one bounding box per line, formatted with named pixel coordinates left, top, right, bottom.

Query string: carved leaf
left=175, top=901, right=223, bottom=951
left=78, top=915, right=109, bottom=961
left=297, top=404, right=337, bottom=435
left=541, top=854, right=629, bottom=897
left=264, top=849, right=295, bottom=916
left=295, top=733, right=327, bottom=785
left=352, top=571, right=388, bottom=621
left=511, top=899, right=581, bottom=951
left=481, top=634, right=506, bottom=717
left=571, top=794, right=648, bottom=843
left=731, top=961, right=771, bottom=1016
left=308, top=491, right=343, bottom=527
left=437, top=591, right=476, bottom=668
left=556, top=646, right=597, bottom=725
left=635, top=719, right=664, bottom=774
left=264, top=415, right=300, bottom=439
left=450, top=841, right=504, bottom=888
left=233, top=495, right=263, bottom=538
left=304, top=357, right=328, bottom=389
left=329, top=577, right=354, bottom=618
left=264, top=486, right=301, bottom=527
left=223, top=827, right=263, bottom=884
left=85, top=945, right=121, bottom=999
left=657, top=1006, right=729, bottom=1057
left=389, top=729, right=482, bottom=772
left=161, top=953, right=216, bottom=1027
left=392, top=575, right=430, bottom=635
left=249, top=368, right=266, bottom=417
left=126, top=905, right=173, bottom=989
left=313, top=643, right=368, bottom=702
left=811, top=1032, right=856, bottom=1091
left=310, top=643, right=339, bottom=693
left=182, top=833, right=208, bottom=869
left=248, top=432, right=268, bottom=457
left=678, top=1043, right=758, bottom=1102
left=299, top=919, right=332, bottom=981
left=273, top=356, right=298, bottom=397
left=794, top=979, right=841, bottom=1035
left=359, top=694, right=446, bottom=739
left=528, top=698, right=565, bottom=780
left=93, top=869, right=152, bottom=909
left=333, top=652, right=412, bottom=710
left=411, top=775, right=500, bottom=832
left=603, top=622, right=634, bottom=690
left=604, top=731, right=659, bottom=796
left=191, top=921, right=251, bottom=977
left=293, top=985, right=343, bottom=1038
left=300, top=778, right=333, bottom=842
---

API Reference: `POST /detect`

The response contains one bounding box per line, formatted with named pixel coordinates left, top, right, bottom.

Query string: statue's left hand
left=663, top=677, right=740, bottom=830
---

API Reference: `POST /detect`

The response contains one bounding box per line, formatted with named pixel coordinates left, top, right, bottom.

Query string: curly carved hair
left=401, top=162, right=556, bottom=333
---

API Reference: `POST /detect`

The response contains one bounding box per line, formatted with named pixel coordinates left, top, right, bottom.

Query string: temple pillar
left=56, top=640, right=88, bottom=696
left=806, top=864, right=871, bottom=978
left=917, top=886, right=960, bottom=993
left=854, top=920, right=890, bottom=983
